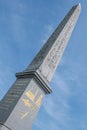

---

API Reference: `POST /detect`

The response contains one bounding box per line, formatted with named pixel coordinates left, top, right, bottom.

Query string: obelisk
left=0, top=4, right=81, bottom=130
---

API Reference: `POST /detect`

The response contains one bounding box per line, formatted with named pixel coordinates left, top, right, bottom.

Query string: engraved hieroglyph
left=0, top=4, right=81, bottom=130
left=26, top=4, right=81, bottom=82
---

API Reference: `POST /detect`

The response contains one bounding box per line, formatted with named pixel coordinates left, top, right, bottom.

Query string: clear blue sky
left=0, top=0, right=87, bottom=130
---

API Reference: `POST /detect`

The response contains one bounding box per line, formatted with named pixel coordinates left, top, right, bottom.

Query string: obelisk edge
left=16, top=71, right=52, bottom=94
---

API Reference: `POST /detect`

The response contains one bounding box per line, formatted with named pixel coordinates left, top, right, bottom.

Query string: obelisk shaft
left=0, top=4, right=81, bottom=130
left=25, top=4, right=81, bottom=82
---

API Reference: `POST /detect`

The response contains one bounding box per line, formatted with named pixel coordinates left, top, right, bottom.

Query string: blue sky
left=0, top=0, right=87, bottom=130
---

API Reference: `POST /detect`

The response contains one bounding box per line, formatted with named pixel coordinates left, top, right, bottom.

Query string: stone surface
left=25, top=4, right=81, bottom=82
left=0, top=4, right=81, bottom=130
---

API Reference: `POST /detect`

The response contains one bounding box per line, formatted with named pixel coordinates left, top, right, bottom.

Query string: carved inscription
left=0, top=78, right=29, bottom=111
left=39, top=8, right=80, bottom=81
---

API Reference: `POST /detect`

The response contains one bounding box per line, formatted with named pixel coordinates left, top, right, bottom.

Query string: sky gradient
left=0, top=0, right=87, bottom=130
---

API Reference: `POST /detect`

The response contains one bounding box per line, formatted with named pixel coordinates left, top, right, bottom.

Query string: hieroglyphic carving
left=0, top=78, right=30, bottom=112
left=39, top=5, right=81, bottom=81
left=24, top=4, right=81, bottom=83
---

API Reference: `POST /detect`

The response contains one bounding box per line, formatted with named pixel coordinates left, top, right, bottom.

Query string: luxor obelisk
left=0, top=4, right=81, bottom=130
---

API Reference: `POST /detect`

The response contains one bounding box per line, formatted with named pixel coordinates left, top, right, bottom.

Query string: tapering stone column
left=0, top=4, right=81, bottom=130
